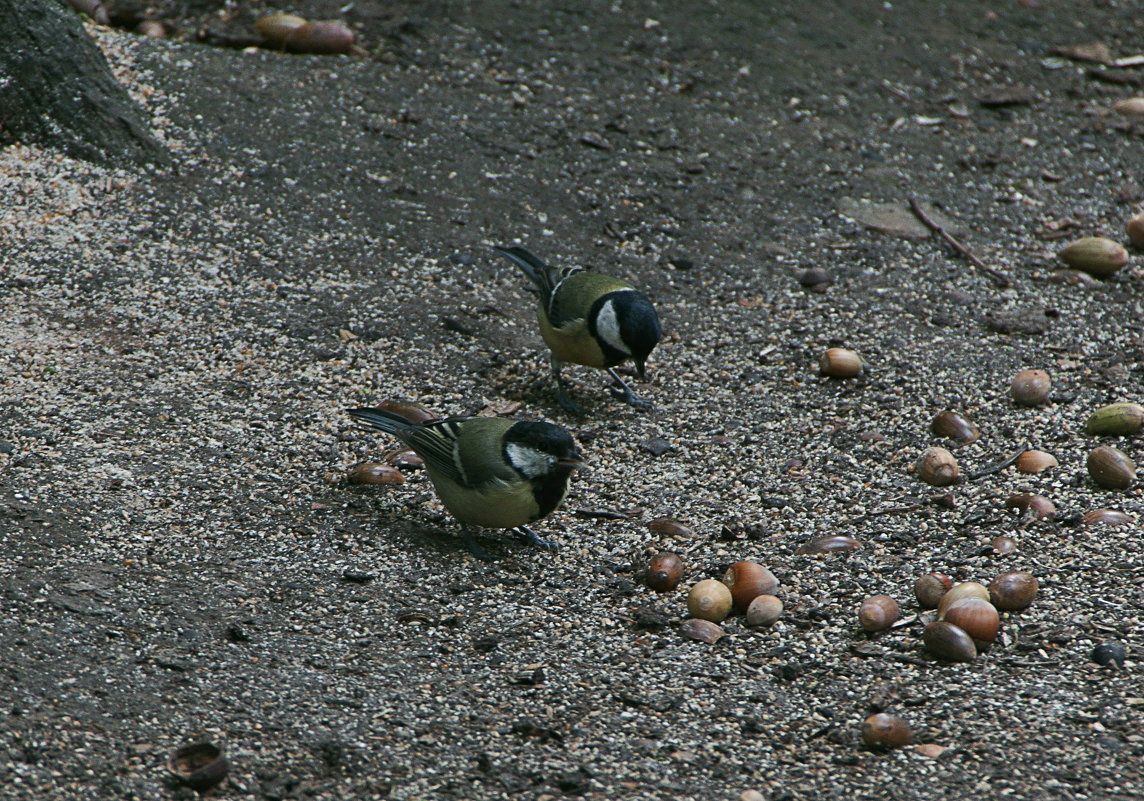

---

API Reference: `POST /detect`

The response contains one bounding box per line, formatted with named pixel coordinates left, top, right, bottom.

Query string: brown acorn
left=1057, top=236, right=1129, bottom=277
left=988, top=571, right=1038, bottom=611
left=915, top=447, right=960, bottom=486
left=861, top=712, right=913, bottom=748
left=347, top=462, right=405, bottom=485
left=722, top=561, right=779, bottom=611
left=1128, top=213, right=1144, bottom=250
left=923, top=621, right=977, bottom=662
left=930, top=411, right=981, bottom=445
left=937, top=582, right=990, bottom=616
left=914, top=572, right=953, bottom=609
left=1010, top=369, right=1051, bottom=407
left=646, top=552, right=683, bottom=593
left=1082, top=509, right=1134, bottom=527
left=1005, top=493, right=1056, bottom=520
left=680, top=618, right=725, bottom=644
left=1087, top=445, right=1137, bottom=490
left=646, top=517, right=694, bottom=538
left=1015, top=450, right=1058, bottom=474
left=795, top=535, right=863, bottom=554
left=858, top=595, right=900, bottom=633
left=942, top=597, right=1000, bottom=644
left=819, top=348, right=863, bottom=378
left=254, top=13, right=308, bottom=46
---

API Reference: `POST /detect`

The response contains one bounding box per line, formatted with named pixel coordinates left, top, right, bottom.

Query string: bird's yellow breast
left=538, top=311, right=610, bottom=368
left=427, top=467, right=559, bottom=529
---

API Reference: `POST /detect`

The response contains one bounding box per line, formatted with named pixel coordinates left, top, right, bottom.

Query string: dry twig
left=908, top=197, right=1012, bottom=288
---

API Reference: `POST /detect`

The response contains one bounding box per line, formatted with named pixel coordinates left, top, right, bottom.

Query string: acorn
left=680, top=618, right=725, bottom=644
left=989, top=536, right=1017, bottom=555
left=1082, top=509, right=1134, bottom=527
left=915, top=446, right=960, bottom=486
left=168, top=742, right=229, bottom=792
left=914, top=572, right=953, bottom=609
left=284, top=21, right=356, bottom=54
left=1005, top=493, right=1056, bottom=520
left=858, top=595, right=900, bottom=633
left=646, top=552, right=683, bottom=593
left=988, top=571, right=1038, bottom=611
left=1015, top=450, right=1057, bottom=474
left=861, top=712, right=913, bottom=748
left=942, top=597, right=1000, bottom=645
left=376, top=400, right=438, bottom=424
left=1112, top=98, right=1144, bottom=117
left=1087, top=445, right=1137, bottom=490
left=722, top=561, right=778, bottom=611
left=1128, top=213, right=1144, bottom=250
left=923, top=621, right=977, bottom=662
left=1057, top=236, right=1129, bottom=278
left=136, top=20, right=167, bottom=38
left=1084, top=403, right=1144, bottom=436
left=795, top=535, right=863, bottom=554
left=930, top=410, right=980, bottom=445
left=1010, top=369, right=1051, bottom=406
left=937, top=581, right=990, bottom=616
left=647, top=517, right=694, bottom=538
left=745, top=595, right=783, bottom=627
left=347, top=462, right=405, bottom=485
left=819, top=348, right=863, bottom=378
left=254, top=13, right=308, bottom=46
left=687, top=579, right=733, bottom=622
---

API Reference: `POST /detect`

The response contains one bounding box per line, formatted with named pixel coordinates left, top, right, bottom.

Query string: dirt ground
left=2, top=1, right=1143, bottom=799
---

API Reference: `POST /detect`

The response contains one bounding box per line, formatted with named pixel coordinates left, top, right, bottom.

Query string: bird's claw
left=511, top=526, right=559, bottom=552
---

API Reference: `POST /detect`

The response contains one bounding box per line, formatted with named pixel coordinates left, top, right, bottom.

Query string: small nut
left=930, top=410, right=981, bottom=445
left=914, top=572, right=953, bottom=609
left=1082, top=509, right=1134, bottom=527
left=819, top=347, right=863, bottom=378
left=347, top=462, right=405, bottom=485
left=254, top=13, right=308, bottom=45
left=923, top=620, right=976, bottom=662
left=1005, top=493, right=1056, bottom=520
left=284, top=20, right=357, bottom=54
left=988, top=571, right=1038, bottom=611
left=1091, top=640, right=1127, bottom=668
left=1128, top=213, right=1144, bottom=250
left=1010, top=369, right=1051, bottom=407
left=937, top=581, right=990, bottom=616
left=646, top=517, right=694, bottom=538
left=1057, top=236, right=1129, bottom=278
left=858, top=595, right=900, bottom=633
left=861, top=712, right=913, bottom=748
left=646, top=552, right=683, bottom=593
left=687, top=579, right=732, bottom=622
left=1084, top=403, right=1144, bottom=437
left=990, top=536, right=1017, bottom=555
left=168, top=742, right=229, bottom=792
left=1015, top=450, right=1058, bottom=474
left=795, top=535, right=862, bottom=554
left=915, top=446, right=960, bottom=486
left=943, top=597, right=1000, bottom=644
left=745, top=594, right=783, bottom=627
left=1086, top=445, right=1137, bottom=490
left=1112, top=98, right=1144, bottom=117
left=722, top=561, right=779, bottom=611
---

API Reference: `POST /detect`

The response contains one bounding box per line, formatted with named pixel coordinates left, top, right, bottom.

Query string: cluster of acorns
left=641, top=553, right=783, bottom=644
left=859, top=571, right=1038, bottom=663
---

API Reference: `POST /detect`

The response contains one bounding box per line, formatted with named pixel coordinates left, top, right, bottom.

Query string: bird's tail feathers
left=493, top=245, right=558, bottom=296
left=347, top=407, right=419, bottom=434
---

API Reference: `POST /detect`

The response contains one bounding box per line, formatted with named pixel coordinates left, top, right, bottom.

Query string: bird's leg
left=511, top=525, right=559, bottom=552
left=606, top=368, right=652, bottom=410
left=550, top=357, right=586, bottom=417
left=461, top=527, right=496, bottom=561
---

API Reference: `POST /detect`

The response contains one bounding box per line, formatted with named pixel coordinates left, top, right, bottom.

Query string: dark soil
left=2, top=1, right=1143, bottom=799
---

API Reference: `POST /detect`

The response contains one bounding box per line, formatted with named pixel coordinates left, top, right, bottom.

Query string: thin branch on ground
left=909, top=197, right=1013, bottom=288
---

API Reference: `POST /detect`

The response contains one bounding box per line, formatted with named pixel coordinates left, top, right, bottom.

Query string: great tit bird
left=348, top=407, right=583, bottom=557
left=493, top=245, right=662, bottom=416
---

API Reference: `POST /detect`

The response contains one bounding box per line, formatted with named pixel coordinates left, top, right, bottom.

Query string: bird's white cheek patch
left=506, top=443, right=556, bottom=479
left=595, top=299, right=630, bottom=355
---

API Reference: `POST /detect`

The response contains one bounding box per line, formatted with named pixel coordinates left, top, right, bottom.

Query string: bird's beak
left=559, top=454, right=586, bottom=470
left=634, top=359, right=648, bottom=380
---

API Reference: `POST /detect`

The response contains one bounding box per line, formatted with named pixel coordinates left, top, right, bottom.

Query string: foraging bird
left=493, top=245, right=662, bottom=415
left=347, top=407, right=582, bottom=556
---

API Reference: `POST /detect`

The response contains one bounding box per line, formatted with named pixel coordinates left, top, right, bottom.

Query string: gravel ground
left=2, top=1, right=1143, bottom=799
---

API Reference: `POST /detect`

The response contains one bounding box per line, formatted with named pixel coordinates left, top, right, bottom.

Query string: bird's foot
left=607, top=368, right=652, bottom=410
left=553, top=384, right=587, bottom=417
left=462, top=531, right=497, bottom=562
left=510, top=526, right=559, bottom=553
